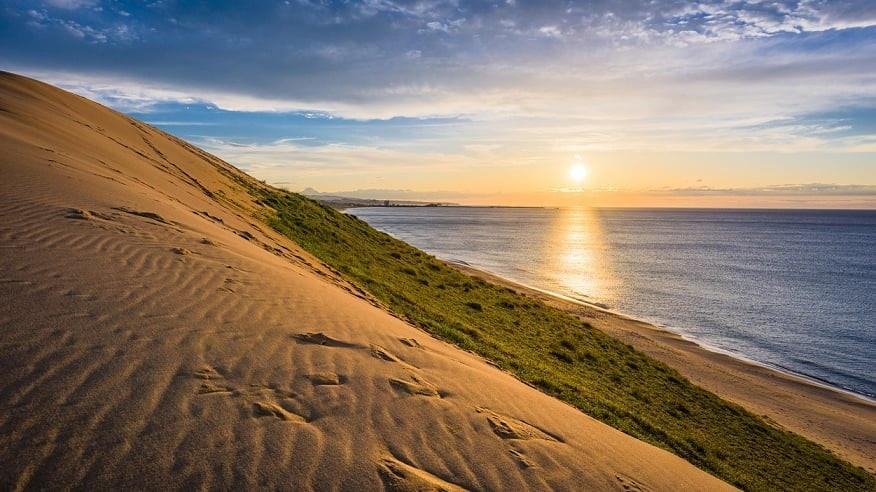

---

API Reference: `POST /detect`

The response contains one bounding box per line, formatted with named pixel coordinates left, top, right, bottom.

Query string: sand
left=452, top=263, right=876, bottom=473
left=0, top=71, right=735, bottom=490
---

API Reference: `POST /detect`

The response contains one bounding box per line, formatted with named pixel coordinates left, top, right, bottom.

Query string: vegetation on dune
left=249, top=187, right=873, bottom=491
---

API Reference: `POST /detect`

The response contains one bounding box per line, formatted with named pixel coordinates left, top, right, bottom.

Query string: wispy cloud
left=648, top=183, right=876, bottom=196
left=1, top=0, right=874, bottom=204
left=42, top=0, right=99, bottom=10
left=4, top=1, right=875, bottom=120
left=193, top=135, right=482, bottom=188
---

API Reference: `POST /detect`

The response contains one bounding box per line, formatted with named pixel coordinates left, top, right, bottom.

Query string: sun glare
left=569, top=163, right=588, bottom=183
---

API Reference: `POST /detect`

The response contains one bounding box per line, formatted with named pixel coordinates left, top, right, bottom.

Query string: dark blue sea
left=349, top=207, right=876, bottom=399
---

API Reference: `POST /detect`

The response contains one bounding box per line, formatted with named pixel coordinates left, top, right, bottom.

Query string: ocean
left=348, top=207, right=876, bottom=399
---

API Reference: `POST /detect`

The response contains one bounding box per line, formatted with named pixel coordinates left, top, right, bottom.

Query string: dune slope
left=0, top=73, right=735, bottom=489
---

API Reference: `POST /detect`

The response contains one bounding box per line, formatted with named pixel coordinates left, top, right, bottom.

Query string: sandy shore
left=450, top=262, right=876, bottom=473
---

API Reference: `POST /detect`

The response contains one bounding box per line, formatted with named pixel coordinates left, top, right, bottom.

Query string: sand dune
left=0, top=72, right=733, bottom=490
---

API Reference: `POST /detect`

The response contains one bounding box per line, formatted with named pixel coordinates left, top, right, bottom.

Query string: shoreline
left=5, top=71, right=872, bottom=490
left=447, top=260, right=876, bottom=473
left=522, top=270, right=875, bottom=402
left=347, top=205, right=876, bottom=212
left=448, top=260, right=876, bottom=403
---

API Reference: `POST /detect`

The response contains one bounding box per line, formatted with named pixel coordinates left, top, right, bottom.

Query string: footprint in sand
left=194, top=210, right=225, bottom=224
left=246, top=382, right=297, bottom=400
left=370, top=345, right=423, bottom=373
left=377, top=455, right=466, bottom=492
left=194, top=366, right=234, bottom=395
left=252, top=401, right=307, bottom=423
left=236, top=230, right=256, bottom=241
left=476, top=407, right=561, bottom=442
left=615, top=474, right=652, bottom=492
left=113, top=206, right=171, bottom=224
left=293, top=332, right=360, bottom=348
left=194, top=365, right=222, bottom=380
left=307, top=372, right=344, bottom=386
left=197, top=381, right=233, bottom=395
left=65, top=208, right=93, bottom=220
left=194, top=366, right=234, bottom=394
left=370, top=344, right=406, bottom=364
left=389, top=373, right=441, bottom=398
left=371, top=345, right=438, bottom=396
left=192, top=367, right=309, bottom=423
left=65, top=208, right=112, bottom=221
left=398, top=338, right=422, bottom=348
left=218, top=278, right=238, bottom=294
left=508, top=449, right=536, bottom=469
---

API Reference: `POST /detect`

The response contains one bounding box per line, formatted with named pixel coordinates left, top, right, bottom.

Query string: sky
left=2, top=0, right=876, bottom=207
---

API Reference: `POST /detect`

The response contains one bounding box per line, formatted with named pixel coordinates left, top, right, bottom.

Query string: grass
left=249, top=187, right=874, bottom=491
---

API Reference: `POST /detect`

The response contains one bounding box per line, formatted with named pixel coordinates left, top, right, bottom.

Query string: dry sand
left=452, top=264, right=876, bottom=473
left=0, top=71, right=735, bottom=490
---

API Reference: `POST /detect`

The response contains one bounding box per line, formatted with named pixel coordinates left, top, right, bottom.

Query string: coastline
left=448, top=260, right=876, bottom=473
left=4, top=71, right=872, bottom=490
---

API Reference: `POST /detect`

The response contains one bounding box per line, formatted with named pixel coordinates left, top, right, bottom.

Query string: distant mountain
left=300, top=187, right=322, bottom=196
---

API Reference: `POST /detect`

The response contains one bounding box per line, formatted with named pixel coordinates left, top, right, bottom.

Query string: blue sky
left=2, top=0, right=875, bottom=206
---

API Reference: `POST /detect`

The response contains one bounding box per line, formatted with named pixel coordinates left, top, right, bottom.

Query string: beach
left=451, top=262, right=876, bottom=472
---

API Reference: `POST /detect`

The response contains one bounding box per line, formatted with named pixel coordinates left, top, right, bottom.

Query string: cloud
left=2, top=0, right=875, bottom=159
left=23, top=8, right=137, bottom=44
left=25, top=70, right=200, bottom=112
left=422, top=17, right=465, bottom=33
left=194, top=136, right=480, bottom=179
left=537, top=25, right=562, bottom=38
left=649, top=183, right=876, bottom=196
left=43, top=0, right=98, bottom=9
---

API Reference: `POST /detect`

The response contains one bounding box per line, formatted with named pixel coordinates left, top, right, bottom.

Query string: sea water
left=349, top=207, right=876, bottom=399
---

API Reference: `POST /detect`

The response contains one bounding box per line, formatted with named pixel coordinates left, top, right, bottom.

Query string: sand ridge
left=0, top=72, right=733, bottom=490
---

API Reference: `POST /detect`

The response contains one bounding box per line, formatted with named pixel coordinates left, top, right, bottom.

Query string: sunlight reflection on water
left=548, top=207, right=615, bottom=303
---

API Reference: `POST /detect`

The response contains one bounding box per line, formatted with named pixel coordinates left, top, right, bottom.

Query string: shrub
left=465, top=301, right=483, bottom=311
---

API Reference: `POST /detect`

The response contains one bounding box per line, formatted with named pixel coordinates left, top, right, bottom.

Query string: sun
left=569, top=163, right=588, bottom=183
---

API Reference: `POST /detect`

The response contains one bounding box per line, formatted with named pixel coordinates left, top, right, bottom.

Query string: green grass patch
left=253, top=188, right=874, bottom=491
